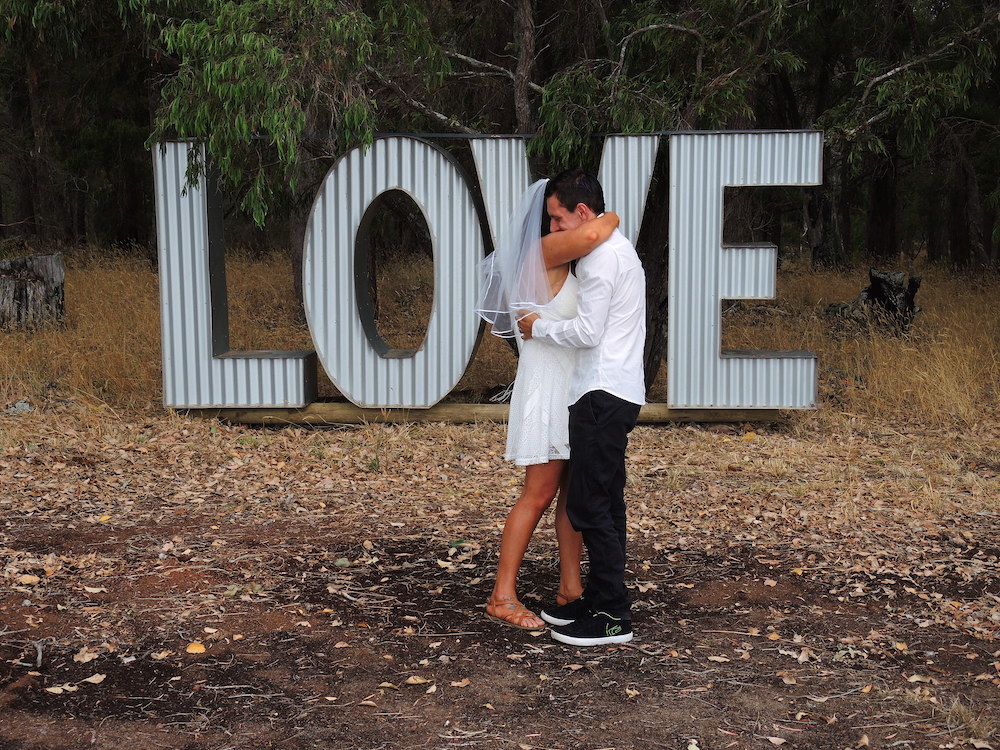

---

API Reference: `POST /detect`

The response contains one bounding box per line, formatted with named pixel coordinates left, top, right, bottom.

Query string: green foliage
left=531, top=0, right=804, bottom=168
left=150, top=0, right=376, bottom=224
left=818, top=2, right=999, bottom=168
left=1, top=0, right=998, bottom=266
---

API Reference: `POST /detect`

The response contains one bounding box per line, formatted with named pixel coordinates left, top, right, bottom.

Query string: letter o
left=303, top=137, right=484, bottom=407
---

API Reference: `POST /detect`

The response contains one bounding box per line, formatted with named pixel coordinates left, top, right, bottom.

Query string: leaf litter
left=0, top=403, right=998, bottom=748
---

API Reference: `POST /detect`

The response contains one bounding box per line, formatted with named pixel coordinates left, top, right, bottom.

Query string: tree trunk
left=838, top=170, right=855, bottom=262
left=513, top=0, right=536, bottom=133
left=925, top=163, right=947, bottom=264
left=0, top=253, right=65, bottom=329
left=944, top=128, right=987, bottom=269
left=636, top=167, right=670, bottom=392
left=865, top=141, right=899, bottom=263
left=8, top=66, right=38, bottom=238
left=808, top=184, right=842, bottom=267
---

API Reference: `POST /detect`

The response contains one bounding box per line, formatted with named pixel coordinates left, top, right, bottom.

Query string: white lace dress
left=505, top=274, right=578, bottom=465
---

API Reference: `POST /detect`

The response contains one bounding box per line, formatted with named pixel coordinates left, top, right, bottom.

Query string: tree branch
left=859, top=11, right=1000, bottom=105
left=615, top=22, right=706, bottom=78
left=444, top=49, right=545, bottom=94
left=367, top=67, right=478, bottom=134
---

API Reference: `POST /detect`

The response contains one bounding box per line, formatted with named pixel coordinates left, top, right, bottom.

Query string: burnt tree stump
left=827, top=268, right=921, bottom=332
left=0, top=253, right=65, bottom=329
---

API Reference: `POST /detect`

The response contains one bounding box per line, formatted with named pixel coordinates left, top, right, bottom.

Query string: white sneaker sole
left=540, top=610, right=574, bottom=627
left=550, top=630, right=633, bottom=646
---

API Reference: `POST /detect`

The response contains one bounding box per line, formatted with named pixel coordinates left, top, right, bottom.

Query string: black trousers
left=566, top=390, right=641, bottom=620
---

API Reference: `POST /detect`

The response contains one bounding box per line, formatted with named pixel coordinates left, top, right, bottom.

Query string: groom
left=518, top=168, right=646, bottom=646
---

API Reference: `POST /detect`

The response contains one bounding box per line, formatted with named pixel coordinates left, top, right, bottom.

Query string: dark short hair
left=545, top=168, right=605, bottom=216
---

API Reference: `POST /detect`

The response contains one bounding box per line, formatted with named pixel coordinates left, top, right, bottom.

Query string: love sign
left=152, top=131, right=822, bottom=411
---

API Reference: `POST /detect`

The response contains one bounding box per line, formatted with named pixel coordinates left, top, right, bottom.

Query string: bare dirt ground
left=1, top=402, right=998, bottom=750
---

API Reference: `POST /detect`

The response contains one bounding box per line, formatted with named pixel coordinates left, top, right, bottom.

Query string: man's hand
left=517, top=311, right=540, bottom=339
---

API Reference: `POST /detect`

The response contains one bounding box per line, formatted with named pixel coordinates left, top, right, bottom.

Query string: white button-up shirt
left=532, top=229, right=646, bottom=406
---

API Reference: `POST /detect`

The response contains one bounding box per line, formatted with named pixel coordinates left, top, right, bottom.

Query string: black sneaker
left=540, top=597, right=591, bottom=626
left=550, top=611, right=633, bottom=646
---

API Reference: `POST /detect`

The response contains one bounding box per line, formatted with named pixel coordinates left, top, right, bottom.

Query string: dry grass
left=0, top=254, right=161, bottom=411
left=1, top=247, right=997, bottom=426
left=722, top=260, right=1000, bottom=427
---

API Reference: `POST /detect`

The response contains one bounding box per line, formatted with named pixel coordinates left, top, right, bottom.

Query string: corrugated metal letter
left=153, top=141, right=316, bottom=408
left=667, top=131, right=823, bottom=408
left=303, top=137, right=484, bottom=408
left=598, top=135, right=660, bottom=243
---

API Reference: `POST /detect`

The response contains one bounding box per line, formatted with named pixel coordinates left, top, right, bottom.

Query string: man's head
left=544, top=168, right=605, bottom=232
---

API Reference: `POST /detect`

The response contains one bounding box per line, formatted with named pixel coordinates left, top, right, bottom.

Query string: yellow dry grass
left=1, top=249, right=997, bottom=428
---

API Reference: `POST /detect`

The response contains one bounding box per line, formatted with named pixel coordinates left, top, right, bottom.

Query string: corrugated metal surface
left=667, top=131, right=822, bottom=408
left=470, top=138, right=531, bottom=247
left=721, top=244, right=776, bottom=299
left=598, top=135, right=660, bottom=243
left=153, top=141, right=315, bottom=408
left=303, top=136, right=484, bottom=408
left=471, top=135, right=660, bottom=246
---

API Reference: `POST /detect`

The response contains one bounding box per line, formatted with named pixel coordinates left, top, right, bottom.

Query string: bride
left=477, top=179, right=618, bottom=629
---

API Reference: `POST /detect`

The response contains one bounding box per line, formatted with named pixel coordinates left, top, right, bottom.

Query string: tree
left=1, top=1, right=159, bottom=244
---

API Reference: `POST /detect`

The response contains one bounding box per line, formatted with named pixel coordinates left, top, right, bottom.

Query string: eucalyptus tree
left=795, top=0, right=1000, bottom=267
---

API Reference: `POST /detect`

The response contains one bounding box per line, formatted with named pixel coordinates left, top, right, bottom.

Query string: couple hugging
left=477, top=168, right=646, bottom=647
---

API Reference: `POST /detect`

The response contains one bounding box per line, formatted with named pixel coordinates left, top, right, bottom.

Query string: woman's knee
left=516, top=489, right=557, bottom=514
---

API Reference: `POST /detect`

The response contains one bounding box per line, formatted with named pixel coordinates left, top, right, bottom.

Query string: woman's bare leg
left=554, top=467, right=584, bottom=604
left=488, top=460, right=565, bottom=628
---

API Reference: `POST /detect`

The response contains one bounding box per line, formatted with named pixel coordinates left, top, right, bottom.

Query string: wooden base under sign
left=188, top=403, right=781, bottom=425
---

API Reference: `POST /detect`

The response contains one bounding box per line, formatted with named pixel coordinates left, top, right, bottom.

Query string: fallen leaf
left=73, top=647, right=99, bottom=664
left=766, top=738, right=786, bottom=746
left=450, top=678, right=471, bottom=687
left=82, top=586, right=107, bottom=594
left=17, top=574, right=40, bottom=585
left=185, top=642, right=206, bottom=654
left=404, top=675, right=431, bottom=685
left=81, top=673, right=106, bottom=684
left=708, top=655, right=731, bottom=663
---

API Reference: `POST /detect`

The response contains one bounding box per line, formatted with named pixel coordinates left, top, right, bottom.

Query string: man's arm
left=540, top=213, right=618, bottom=269
left=520, top=252, right=616, bottom=347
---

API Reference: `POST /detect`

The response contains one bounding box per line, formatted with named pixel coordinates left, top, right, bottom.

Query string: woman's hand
left=517, top=311, right=540, bottom=339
